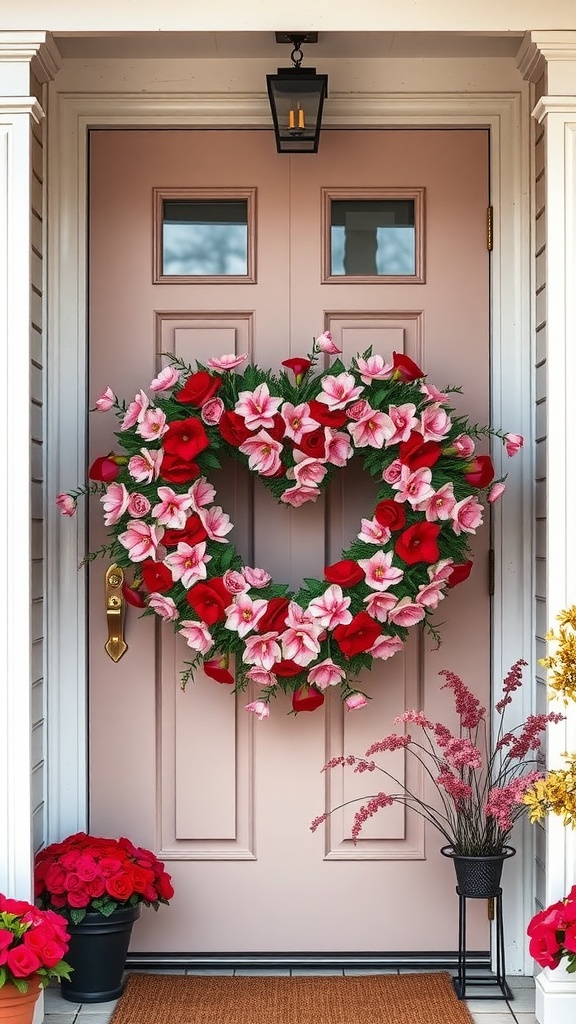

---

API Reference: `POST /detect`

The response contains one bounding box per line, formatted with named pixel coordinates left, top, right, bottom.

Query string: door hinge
left=488, top=549, right=495, bottom=596
left=486, top=206, right=493, bottom=251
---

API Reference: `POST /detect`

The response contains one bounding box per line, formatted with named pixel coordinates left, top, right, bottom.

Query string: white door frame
left=46, top=89, right=533, bottom=971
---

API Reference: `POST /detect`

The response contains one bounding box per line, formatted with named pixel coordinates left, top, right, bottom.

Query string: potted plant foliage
left=0, top=892, right=71, bottom=1023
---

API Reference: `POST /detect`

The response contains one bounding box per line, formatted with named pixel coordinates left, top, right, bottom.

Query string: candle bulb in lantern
left=288, top=109, right=295, bottom=130
left=298, top=106, right=305, bottom=129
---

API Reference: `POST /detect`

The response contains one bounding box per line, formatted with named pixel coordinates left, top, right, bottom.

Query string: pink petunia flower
left=149, top=366, right=180, bottom=392
left=207, top=353, right=248, bottom=371
left=357, top=517, right=391, bottom=545
left=56, top=493, right=77, bottom=516
left=355, top=354, right=393, bottom=384
left=243, top=632, right=282, bottom=670
left=148, top=593, right=179, bottom=620
left=239, top=430, right=283, bottom=476
left=100, top=482, right=130, bottom=526
left=307, top=658, right=346, bottom=689
left=308, top=585, right=352, bottom=630
left=316, top=372, right=363, bottom=410
left=420, top=382, right=450, bottom=404
left=246, top=667, right=278, bottom=688
left=280, top=484, right=320, bottom=507
left=451, top=495, right=484, bottom=536
left=152, top=486, right=194, bottom=529
left=118, top=521, right=163, bottom=562
left=164, top=541, right=211, bottom=588
left=393, top=465, right=435, bottom=506
left=363, top=590, right=398, bottom=622
left=188, top=477, right=217, bottom=512
left=235, top=383, right=282, bottom=430
left=380, top=403, right=418, bottom=446
left=137, top=407, right=168, bottom=441
left=315, top=331, right=341, bottom=354
left=281, top=402, right=317, bottom=443
left=121, top=390, right=149, bottom=430
left=245, top=700, right=270, bottom=720
left=348, top=408, right=390, bottom=449
left=358, top=550, right=404, bottom=591
left=415, top=580, right=446, bottom=609
left=418, top=403, right=452, bottom=442
left=198, top=505, right=233, bottom=542
left=179, top=620, right=213, bottom=654
left=128, top=448, right=163, bottom=483
left=417, top=481, right=456, bottom=522
left=291, top=453, right=328, bottom=488
left=504, top=432, right=524, bottom=457
left=387, top=598, right=426, bottom=627
left=324, top=429, right=353, bottom=466
left=94, top=386, right=115, bottom=411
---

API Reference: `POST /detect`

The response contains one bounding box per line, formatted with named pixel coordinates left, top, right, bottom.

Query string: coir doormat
left=110, top=970, right=474, bottom=1024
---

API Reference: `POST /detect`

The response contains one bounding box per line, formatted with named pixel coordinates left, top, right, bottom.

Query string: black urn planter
left=61, top=904, right=141, bottom=1003
left=440, top=845, right=516, bottom=898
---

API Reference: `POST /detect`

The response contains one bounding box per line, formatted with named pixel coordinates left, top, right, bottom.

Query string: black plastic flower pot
left=441, top=845, right=516, bottom=898
left=60, top=904, right=141, bottom=1003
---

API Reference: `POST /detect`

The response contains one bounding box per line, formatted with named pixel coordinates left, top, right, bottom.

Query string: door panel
left=89, top=129, right=490, bottom=954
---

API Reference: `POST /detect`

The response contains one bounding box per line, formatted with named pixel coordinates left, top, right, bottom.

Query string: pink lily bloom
left=292, top=453, right=328, bottom=488
left=128, top=448, right=163, bottom=483
left=243, top=566, right=271, bottom=589
left=380, top=403, right=419, bottom=446
left=420, top=382, right=450, bottom=404
left=164, top=541, right=211, bottom=588
left=369, top=635, right=405, bottom=660
left=239, top=430, right=283, bottom=476
left=198, top=505, right=233, bottom=542
left=504, top=432, right=524, bottom=457
left=428, top=558, right=455, bottom=583
left=149, top=366, right=180, bottom=392
left=281, top=625, right=322, bottom=667
left=357, top=517, right=391, bottom=545
left=393, top=466, right=435, bottom=507
left=281, top=402, right=317, bottom=443
left=280, top=484, right=320, bottom=506
left=451, top=434, right=476, bottom=459
left=359, top=550, right=404, bottom=591
left=207, top=353, right=247, bottom=371
left=246, top=667, right=278, bottom=688
left=235, top=383, right=282, bottom=430
left=451, top=495, right=484, bottom=536
left=308, top=584, right=352, bottom=630
left=137, top=407, right=168, bottom=441
left=56, top=493, right=77, bottom=517
left=152, top=486, right=194, bottom=529
left=324, top=429, right=353, bottom=466
left=418, top=403, right=452, bottom=442
left=345, top=693, right=369, bottom=711
left=179, top=620, right=213, bottom=654
left=387, top=598, right=426, bottom=627
left=348, top=408, right=389, bottom=449
left=316, top=372, right=363, bottom=410
left=94, top=386, right=115, bottom=411
left=243, top=632, right=282, bottom=670
left=100, top=482, right=130, bottom=526
left=188, top=476, right=217, bottom=512
left=355, top=354, right=393, bottom=384
left=307, top=659, right=346, bottom=690
left=488, top=481, right=506, bottom=503
left=148, top=593, right=179, bottom=621
left=416, top=580, right=446, bottom=609
left=225, top=593, right=268, bottom=638
left=416, top=481, right=456, bottom=522
left=315, top=331, right=341, bottom=354
left=121, top=390, right=149, bottom=430
left=363, top=591, right=398, bottom=622
left=285, top=602, right=320, bottom=631
left=201, top=397, right=225, bottom=425
left=245, top=700, right=270, bottom=720
left=118, top=520, right=163, bottom=562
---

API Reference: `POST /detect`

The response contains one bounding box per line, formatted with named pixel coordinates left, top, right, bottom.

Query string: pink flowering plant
left=311, top=660, right=564, bottom=855
left=56, top=331, right=522, bottom=717
left=0, top=892, right=72, bottom=992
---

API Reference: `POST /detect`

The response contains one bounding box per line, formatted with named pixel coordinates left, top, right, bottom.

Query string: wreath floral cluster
left=57, top=332, right=523, bottom=718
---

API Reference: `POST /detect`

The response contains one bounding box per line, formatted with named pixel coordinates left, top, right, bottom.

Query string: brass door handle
left=104, top=564, right=128, bottom=662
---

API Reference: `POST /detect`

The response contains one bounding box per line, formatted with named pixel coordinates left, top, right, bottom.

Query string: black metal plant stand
left=453, top=886, right=513, bottom=1001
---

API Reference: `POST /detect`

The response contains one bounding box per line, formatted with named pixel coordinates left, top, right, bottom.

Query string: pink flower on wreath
left=428, top=558, right=455, bottom=583
left=118, top=521, right=163, bottom=562
left=418, top=481, right=456, bottom=522
left=56, top=493, right=77, bottom=516
left=452, top=495, right=484, bottom=536
left=415, top=580, right=446, bottom=609
left=420, top=382, right=450, bottom=404
left=451, top=434, right=476, bottom=459
left=358, top=550, right=404, bottom=591
left=243, top=566, right=271, bottom=589
left=207, top=353, right=248, bottom=371
left=148, top=593, right=179, bottom=621
left=316, top=372, right=363, bottom=410
left=152, top=486, right=193, bottom=529
left=324, top=429, right=353, bottom=466
left=121, top=390, right=149, bottom=430
left=393, top=465, right=435, bottom=506
left=246, top=666, right=277, bottom=687
left=127, top=492, right=151, bottom=518
left=201, top=397, right=225, bottom=425
left=164, top=541, right=211, bottom=588
left=358, top=517, right=391, bottom=545
left=363, top=591, right=398, bottom=622
left=488, top=481, right=506, bottom=503
left=225, top=593, right=268, bottom=638
left=150, top=366, right=180, bottom=392
left=245, top=700, right=270, bottom=720
left=315, top=331, right=341, bottom=355
left=188, top=477, right=216, bottom=512
left=281, top=612, right=322, bottom=667
left=504, top=432, right=524, bottom=457
left=280, top=483, right=320, bottom=507
left=94, top=386, right=115, bottom=411
left=223, top=569, right=249, bottom=594
left=308, top=584, right=352, bottom=630
left=348, top=408, right=390, bottom=449
left=128, top=448, right=163, bottom=483
left=381, top=403, right=418, bottom=446
left=346, top=399, right=372, bottom=421
left=345, top=693, right=369, bottom=711
left=235, top=383, right=282, bottom=430
left=179, top=620, right=213, bottom=654
left=281, top=402, right=317, bottom=443
left=355, top=354, right=393, bottom=384
left=239, top=430, right=283, bottom=476
left=291, top=453, right=328, bottom=488
left=382, top=459, right=402, bottom=484
left=387, top=598, right=426, bottom=627
left=198, top=505, right=233, bottom=542
left=137, top=406, right=168, bottom=441
left=418, top=403, right=452, bottom=442
left=243, top=632, right=282, bottom=670
left=307, top=658, right=346, bottom=690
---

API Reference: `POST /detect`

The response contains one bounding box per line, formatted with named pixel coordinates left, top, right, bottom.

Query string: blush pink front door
left=88, top=128, right=490, bottom=955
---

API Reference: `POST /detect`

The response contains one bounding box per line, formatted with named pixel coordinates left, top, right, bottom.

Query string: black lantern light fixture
left=266, top=33, right=328, bottom=154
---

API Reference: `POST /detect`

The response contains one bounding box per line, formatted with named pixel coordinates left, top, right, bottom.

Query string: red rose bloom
left=89, top=455, right=120, bottom=482
left=159, top=453, right=200, bottom=484
left=272, top=659, right=304, bottom=678
left=399, top=431, right=442, bottom=470
left=392, top=352, right=425, bottom=381
left=374, top=500, right=406, bottom=532
left=464, top=455, right=495, bottom=488
left=105, top=873, right=135, bottom=902
left=447, top=561, right=473, bottom=587
left=219, top=410, right=253, bottom=447
left=175, top=370, right=222, bottom=407
left=122, top=582, right=147, bottom=607
left=163, top=417, right=209, bottom=461
left=395, top=522, right=441, bottom=564
left=257, top=596, right=291, bottom=634
left=187, top=578, right=229, bottom=624
left=156, top=871, right=175, bottom=901
left=324, top=560, right=364, bottom=587
left=6, top=945, right=41, bottom=977
left=267, top=414, right=286, bottom=442
left=295, top=427, right=326, bottom=458
left=141, top=559, right=173, bottom=594
left=163, top=513, right=207, bottom=548
left=333, top=612, right=382, bottom=657
left=308, top=400, right=348, bottom=428
left=292, top=685, right=325, bottom=713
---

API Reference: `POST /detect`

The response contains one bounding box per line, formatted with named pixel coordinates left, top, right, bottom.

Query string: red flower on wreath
left=187, top=578, right=229, bottom=624
left=141, top=559, right=173, bottom=593
left=163, top=417, right=209, bottom=461
left=175, top=370, right=222, bottom=407
left=464, top=455, right=495, bottom=488
left=160, top=453, right=201, bottom=484
left=399, top=432, right=442, bottom=470
left=395, top=522, right=441, bottom=564
left=333, top=611, right=382, bottom=657
left=392, top=352, right=425, bottom=381
left=324, top=560, right=364, bottom=587
left=375, top=499, right=406, bottom=532
left=219, top=410, right=252, bottom=446
left=292, top=685, right=325, bottom=713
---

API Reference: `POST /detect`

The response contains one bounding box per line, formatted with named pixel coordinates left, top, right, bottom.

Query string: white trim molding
left=47, top=85, right=531, bottom=970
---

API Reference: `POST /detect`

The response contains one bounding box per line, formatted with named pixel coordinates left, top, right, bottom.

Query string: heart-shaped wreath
left=58, top=332, right=523, bottom=717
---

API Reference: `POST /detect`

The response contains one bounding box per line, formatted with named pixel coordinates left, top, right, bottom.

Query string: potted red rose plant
left=0, top=892, right=71, bottom=1024
left=34, top=832, right=174, bottom=1003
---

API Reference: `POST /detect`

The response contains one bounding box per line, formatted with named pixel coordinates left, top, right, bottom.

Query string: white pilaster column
left=0, top=32, right=60, bottom=901
left=517, top=31, right=576, bottom=1024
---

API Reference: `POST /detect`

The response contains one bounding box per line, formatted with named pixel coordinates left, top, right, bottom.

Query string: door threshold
left=126, top=951, right=490, bottom=972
